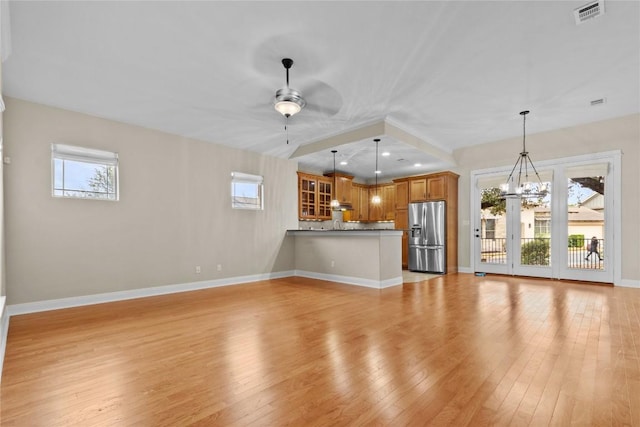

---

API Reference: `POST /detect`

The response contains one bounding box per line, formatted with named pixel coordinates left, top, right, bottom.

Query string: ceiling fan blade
left=302, top=79, right=343, bottom=117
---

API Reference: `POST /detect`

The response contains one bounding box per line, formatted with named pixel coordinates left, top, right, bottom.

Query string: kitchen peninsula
left=287, top=229, right=403, bottom=289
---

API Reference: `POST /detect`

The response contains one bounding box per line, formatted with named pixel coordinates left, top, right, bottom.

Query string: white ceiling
left=2, top=1, right=639, bottom=181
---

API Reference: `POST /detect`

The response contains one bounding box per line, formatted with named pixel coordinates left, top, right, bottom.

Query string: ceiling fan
left=274, top=58, right=306, bottom=118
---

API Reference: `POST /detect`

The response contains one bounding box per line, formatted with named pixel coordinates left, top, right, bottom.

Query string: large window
left=231, top=172, right=263, bottom=210
left=52, top=144, right=118, bottom=200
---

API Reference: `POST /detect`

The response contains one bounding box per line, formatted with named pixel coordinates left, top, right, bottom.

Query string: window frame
left=231, top=172, right=264, bottom=210
left=484, top=218, right=496, bottom=240
left=51, top=143, right=119, bottom=201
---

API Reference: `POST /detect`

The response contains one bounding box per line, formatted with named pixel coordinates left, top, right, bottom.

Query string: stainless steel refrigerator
left=408, top=201, right=446, bottom=273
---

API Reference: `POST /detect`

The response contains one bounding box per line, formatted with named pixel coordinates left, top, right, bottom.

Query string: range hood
left=332, top=202, right=353, bottom=211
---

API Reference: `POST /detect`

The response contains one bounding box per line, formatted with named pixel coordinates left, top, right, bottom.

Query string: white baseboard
left=457, top=267, right=473, bottom=274
left=294, top=270, right=403, bottom=289
left=617, top=278, right=640, bottom=288
left=7, top=271, right=296, bottom=316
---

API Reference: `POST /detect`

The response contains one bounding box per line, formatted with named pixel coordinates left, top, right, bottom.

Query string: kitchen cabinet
left=395, top=208, right=409, bottom=268
left=409, top=178, right=427, bottom=202
left=393, top=178, right=410, bottom=268
left=343, top=183, right=369, bottom=222
left=358, top=185, right=369, bottom=221
left=409, top=174, right=449, bottom=201
left=297, top=172, right=333, bottom=220
left=382, top=184, right=395, bottom=221
left=325, top=173, right=353, bottom=205
left=426, top=175, right=446, bottom=200
left=368, top=187, right=383, bottom=221
left=394, top=180, right=409, bottom=210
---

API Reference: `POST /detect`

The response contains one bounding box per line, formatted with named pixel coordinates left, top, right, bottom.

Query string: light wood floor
left=2, top=274, right=639, bottom=426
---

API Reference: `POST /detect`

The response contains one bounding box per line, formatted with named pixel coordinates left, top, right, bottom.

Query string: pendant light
left=330, top=150, right=340, bottom=209
left=371, top=138, right=381, bottom=204
left=499, top=111, right=548, bottom=199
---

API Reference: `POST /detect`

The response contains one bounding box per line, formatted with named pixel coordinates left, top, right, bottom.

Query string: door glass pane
left=519, top=181, right=552, bottom=266
left=567, top=175, right=605, bottom=270
left=480, top=187, right=507, bottom=264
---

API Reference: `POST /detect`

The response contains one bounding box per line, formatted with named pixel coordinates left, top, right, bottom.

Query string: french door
left=473, top=153, right=618, bottom=284
left=474, top=178, right=553, bottom=278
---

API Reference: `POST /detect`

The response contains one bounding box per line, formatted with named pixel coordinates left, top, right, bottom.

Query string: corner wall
left=3, top=97, right=298, bottom=305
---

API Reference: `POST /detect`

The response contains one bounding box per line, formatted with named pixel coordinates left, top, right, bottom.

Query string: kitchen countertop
left=287, top=229, right=402, bottom=235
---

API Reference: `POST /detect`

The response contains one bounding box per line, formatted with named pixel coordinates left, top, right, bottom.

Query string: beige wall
left=453, top=113, right=640, bottom=282
left=3, top=98, right=298, bottom=304
left=292, top=232, right=402, bottom=282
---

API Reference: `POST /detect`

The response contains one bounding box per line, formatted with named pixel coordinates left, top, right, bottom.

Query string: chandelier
left=500, top=110, right=548, bottom=199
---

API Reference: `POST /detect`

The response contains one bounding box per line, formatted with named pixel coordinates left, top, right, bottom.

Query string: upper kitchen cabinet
left=409, top=178, right=427, bottom=202
left=382, top=184, right=395, bottom=221
left=368, top=187, right=383, bottom=221
left=297, top=172, right=333, bottom=220
left=351, top=183, right=369, bottom=221
left=394, top=179, right=409, bottom=210
left=325, top=173, right=353, bottom=205
left=409, top=172, right=457, bottom=202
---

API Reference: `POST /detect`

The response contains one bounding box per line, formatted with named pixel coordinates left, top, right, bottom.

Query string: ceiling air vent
left=590, top=98, right=606, bottom=106
left=574, top=0, right=605, bottom=25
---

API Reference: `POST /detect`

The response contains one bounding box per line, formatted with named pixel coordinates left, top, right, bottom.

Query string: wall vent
left=590, top=98, right=606, bottom=106
left=574, top=0, right=605, bottom=24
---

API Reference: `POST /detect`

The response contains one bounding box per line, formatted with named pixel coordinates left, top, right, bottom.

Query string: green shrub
left=568, top=234, right=585, bottom=248
left=522, top=238, right=550, bottom=266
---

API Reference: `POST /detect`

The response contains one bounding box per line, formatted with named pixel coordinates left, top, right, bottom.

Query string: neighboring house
left=580, top=192, right=604, bottom=211
left=480, top=205, right=604, bottom=253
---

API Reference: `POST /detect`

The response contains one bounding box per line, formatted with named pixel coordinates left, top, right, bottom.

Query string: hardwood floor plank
left=2, top=274, right=639, bottom=426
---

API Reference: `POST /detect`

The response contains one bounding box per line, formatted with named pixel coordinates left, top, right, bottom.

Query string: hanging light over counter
left=330, top=150, right=340, bottom=208
left=371, top=138, right=381, bottom=204
left=500, top=110, right=549, bottom=199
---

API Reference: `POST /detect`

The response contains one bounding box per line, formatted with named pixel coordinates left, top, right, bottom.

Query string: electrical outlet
left=331, top=260, right=335, bottom=268
left=195, top=266, right=201, bottom=274
left=217, top=264, right=222, bottom=271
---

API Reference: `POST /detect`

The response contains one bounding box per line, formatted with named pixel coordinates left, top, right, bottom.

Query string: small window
left=534, top=219, right=551, bottom=237
left=52, top=144, right=118, bottom=200
left=231, top=172, right=263, bottom=210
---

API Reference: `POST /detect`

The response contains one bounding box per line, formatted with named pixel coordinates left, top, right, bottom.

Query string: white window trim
left=231, top=171, right=264, bottom=210
left=51, top=143, right=119, bottom=201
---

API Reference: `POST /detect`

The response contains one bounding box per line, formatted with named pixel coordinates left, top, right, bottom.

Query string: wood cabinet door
left=426, top=175, right=446, bottom=200
left=359, top=186, right=369, bottom=220
left=349, top=185, right=360, bottom=220
left=394, top=181, right=409, bottom=209
left=298, top=174, right=317, bottom=219
left=382, top=184, right=395, bottom=220
left=368, top=187, right=382, bottom=221
left=317, top=177, right=333, bottom=220
left=338, top=177, right=353, bottom=204
left=395, top=209, right=409, bottom=268
left=409, top=178, right=427, bottom=202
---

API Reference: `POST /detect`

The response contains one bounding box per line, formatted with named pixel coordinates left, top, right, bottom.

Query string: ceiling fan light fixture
left=274, top=58, right=306, bottom=118
left=274, top=87, right=305, bottom=117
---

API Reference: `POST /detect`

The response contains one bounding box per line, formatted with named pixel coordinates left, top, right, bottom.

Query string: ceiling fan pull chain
left=285, top=116, right=289, bottom=144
